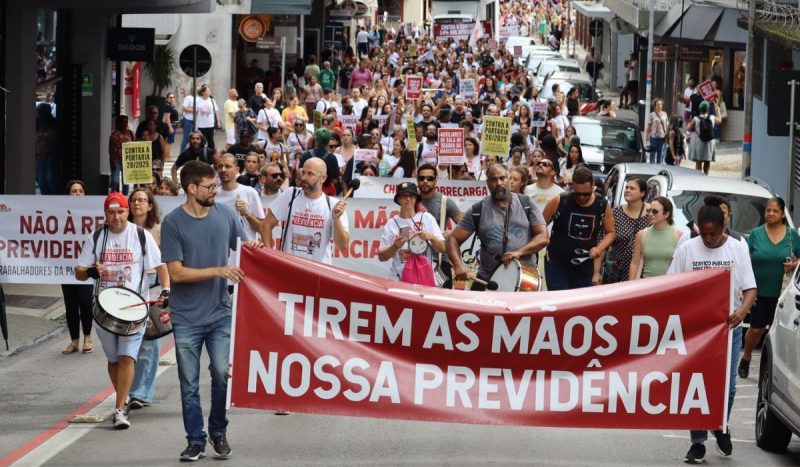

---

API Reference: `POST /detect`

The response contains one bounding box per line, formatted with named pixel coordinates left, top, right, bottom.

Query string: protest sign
left=407, top=44, right=417, bottom=58
left=437, top=128, right=465, bottom=165
left=513, top=46, right=522, bottom=58
left=313, top=111, right=323, bottom=131
left=433, top=22, right=475, bottom=42
left=406, top=116, right=418, bottom=150
left=340, top=115, right=359, bottom=131
left=406, top=76, right=423, bottom=100
left=531, top=102, right=548, bottom=128
left=122, top=141, right=153, bottom=185
left=697, top=80, right=717, bottom=102
left=488, top=39, right=497, bottom=51
left=499, top=25, right=519, bottom=39
left=481, top=116, right=512, bottom=157
left=230, top=250, right=732, bottom=431
left=374, top=114, right=389, bottom=129
left=459, top=79, right=476, bottom=99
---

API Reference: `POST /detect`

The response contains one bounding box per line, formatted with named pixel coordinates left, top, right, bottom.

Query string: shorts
left=225, top=128, right=236, bottom=145
left=750, top=295, right=779, bottom=328
left=94, top=323, right=144, bottom=363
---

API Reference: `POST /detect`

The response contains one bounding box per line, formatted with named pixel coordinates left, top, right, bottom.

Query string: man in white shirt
left=315, top=88, right=335, bottom=115
left=666, top=199, right=756, bottom=464
left=356, top=26, right=370, bottom=57
left=260, top=158, right=350, bottom=264
left=351, top=87, right=368, bottom=119
left=75, top=192, right=168, bottom=429
left=524, top=158, right=564, bottom=214
left=214, top=153, right=264, bottom=241
left=223, top=88, right=239, bottom=149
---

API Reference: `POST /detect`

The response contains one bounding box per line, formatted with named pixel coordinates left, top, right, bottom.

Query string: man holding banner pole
left=446, top=163, right=548, bottom=290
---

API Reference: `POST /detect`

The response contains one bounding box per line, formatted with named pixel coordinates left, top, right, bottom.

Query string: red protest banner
left=437, top=128, right=465, bottom=165
left=697, top=80, right=717, bottom=102
left=229, top=248, right=732, bottom=431
left=406, top=76, right=423, bottom=100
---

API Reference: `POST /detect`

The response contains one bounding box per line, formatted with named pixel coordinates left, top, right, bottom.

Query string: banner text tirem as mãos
left=228, top=247, right=733, bottom=430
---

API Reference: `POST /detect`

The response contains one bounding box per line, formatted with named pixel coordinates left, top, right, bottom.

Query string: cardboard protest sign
left=531, top=102, right=548, bottom=128
left=459, top=79, right=476, bottom=99
left=340, top=115, right=359, bottom=131
left=480, top=116, right=512, bottom=157
left=406, top=76, right=423, bottom=99
left=437, top=128, right=465, bottom=165
left=407, top=44, right=417, bottom=58
left=697, top=80, right=717, bottom=102
left=406, top=116, right=418, bottom=150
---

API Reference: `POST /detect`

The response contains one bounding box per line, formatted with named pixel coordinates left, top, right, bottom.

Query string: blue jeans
left=109, top=160, right=129, bottom=195
left=180, top=118, right=194, bottom=153
left=130, top=337, right=161, bottom=403
left=545, top=260, right=593, bottom=291
left=35, top=159, right=58, bottom=195
left=690, top=326, right=742, bottom=443
left=173, top=315, right=231, bottom=445
left=649, top=137, right=665, bottom=164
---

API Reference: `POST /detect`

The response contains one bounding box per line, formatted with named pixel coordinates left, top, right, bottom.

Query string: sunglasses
left=646, top=208, right=662, bottom=215
left=536, top=161, right=553, bottom=168
left=418, top=176, right=436, bottom=182
left=573, top=191, right=592, bottom=198
left=268, top=173, right=285, bottom=179
left=328, top=144, right=339, bottom=149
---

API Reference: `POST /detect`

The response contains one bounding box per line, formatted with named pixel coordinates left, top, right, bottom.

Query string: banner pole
left=226, top=237, right=243, bottom=410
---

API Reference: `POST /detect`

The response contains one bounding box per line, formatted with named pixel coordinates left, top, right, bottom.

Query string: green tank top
left=642, top=225, right=679, bottom=278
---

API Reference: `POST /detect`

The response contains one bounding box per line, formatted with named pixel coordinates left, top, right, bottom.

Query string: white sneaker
left=112, top=409, right=130, bottom=429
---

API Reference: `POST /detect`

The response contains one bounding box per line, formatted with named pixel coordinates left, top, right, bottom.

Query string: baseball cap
left=104, top=192, right=129, bottom=210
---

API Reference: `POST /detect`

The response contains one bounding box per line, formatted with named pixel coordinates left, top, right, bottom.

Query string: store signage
left=107, top=28, right=155, bottom=62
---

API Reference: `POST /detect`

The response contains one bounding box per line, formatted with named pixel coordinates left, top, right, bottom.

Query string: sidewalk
left=1, top=284, right=66, bottom=359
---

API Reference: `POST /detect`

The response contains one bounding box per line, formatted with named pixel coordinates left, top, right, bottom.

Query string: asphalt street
left=2, top=331, right=800, bottom=466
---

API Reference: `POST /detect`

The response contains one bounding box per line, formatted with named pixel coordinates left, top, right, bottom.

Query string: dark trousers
left=545, top=261, right=593, bottom=291
left=61, top=284, right=94, bottom=340
left=199, top=127, right=216, bottom=149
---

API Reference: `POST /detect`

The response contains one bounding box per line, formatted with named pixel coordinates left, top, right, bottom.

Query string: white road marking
left=12, top=349, right=175, bottom=467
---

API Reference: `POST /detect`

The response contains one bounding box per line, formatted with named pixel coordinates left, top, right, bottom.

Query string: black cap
left=394, top=182, right=421, bottom=204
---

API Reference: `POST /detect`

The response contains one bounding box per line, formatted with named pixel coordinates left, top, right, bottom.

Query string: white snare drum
left=93, top=287, right=148, bottom=336
left=408, top=235, right=429, bottom=255
left=489, top=259, right=543, bottom=292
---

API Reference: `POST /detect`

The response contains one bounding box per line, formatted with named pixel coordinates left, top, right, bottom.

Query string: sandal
left=82, top=338, right=93, bottom=354
left=62, top=342, right=79, bottom=354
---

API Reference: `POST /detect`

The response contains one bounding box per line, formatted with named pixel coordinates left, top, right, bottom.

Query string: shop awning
left=251, top=0, right=313, bottom=15
left=655, top=4, right=745, bottom=46
left=572, top=1, right=615, bottom=20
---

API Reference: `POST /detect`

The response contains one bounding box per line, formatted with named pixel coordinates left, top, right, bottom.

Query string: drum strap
left=280, top=188, right=333, bottom=253
left=437, top=195, right=447, bottom=270
left=92, top=224, right=148, bottom=296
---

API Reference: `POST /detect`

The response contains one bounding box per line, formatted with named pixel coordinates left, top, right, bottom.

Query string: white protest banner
left=437, top=128, right=465, bottom=165
left=374, top=114, right=389, bottom=128
left=356, top=176, right=488, bottom=199
left=499, top=25, right=519, bottom=39
left=459, top=78, right=476, bottom=99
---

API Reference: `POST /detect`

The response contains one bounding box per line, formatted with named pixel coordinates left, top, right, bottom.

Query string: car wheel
left=755, top=351, right=793, bottom=451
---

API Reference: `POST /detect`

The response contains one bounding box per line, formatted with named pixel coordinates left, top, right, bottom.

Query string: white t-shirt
left=683, top=87, right=698, bottom=113
left=315, top=99, right=333, bottom=115
left=264, top=141, right=285, bottom=163
left=257, top=108, right=282, bottom=140
left=357, top=30, right=370, bottom=44
left=524, top=183, right=564, bottom=215
left=667, top=235, right=756, bottom=311
left=352, top=98, right=368, bottom=119
left=77, top=223, right=162, bottom=297
left=214, top=184, right=265, bottom=241
left=269, top=189, right=349, bottom=264
left=181, top=96, right=195, bottom=121
left=194, top=96, right=217, bottom=129
left=380, top=212, right=444, bottom=281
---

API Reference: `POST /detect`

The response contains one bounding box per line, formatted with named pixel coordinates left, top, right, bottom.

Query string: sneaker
left=738, top=358, right=750, bottom=378
left=210, top=434, right=232, bottom=458
left=684, top=443, right=705, bottom=464
left=128, top=398, right=145, bottom=410
left=713, top=428, right=733, bottom=456
left=112, top=409, right=130, bottom=429
left=180, top=444, right=206, bottom=462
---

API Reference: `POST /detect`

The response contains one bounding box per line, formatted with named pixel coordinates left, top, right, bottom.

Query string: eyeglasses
left=573, top=191, right=592, bottom=198
left=197, top=182, right=218, bottom=192
left=295, top=123, right=304, bottom=127
left=418, top=176, right=436, bottom=182
left=537, top=161, right=553, bottom=168
left=152, top=167, right=163, bottom=172
left=646, top=208, right=662, bottom=215
left=131, top=198, right=149, bottom=204
left=267, top=173, right=285, bottom=179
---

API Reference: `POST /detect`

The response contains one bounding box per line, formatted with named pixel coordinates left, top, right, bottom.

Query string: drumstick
left=341, top=178, right=361, bottom=202
left=119, top=300, right=160, bottom=310
left=472, top=277, right=499, bottom=291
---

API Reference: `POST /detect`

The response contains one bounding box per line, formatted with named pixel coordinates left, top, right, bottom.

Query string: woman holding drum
left=127, top=188, right=171, bottom=410
left=75, top=192, right=169, bottom=429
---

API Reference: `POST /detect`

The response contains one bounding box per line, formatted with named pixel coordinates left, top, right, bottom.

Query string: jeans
left=690, top=326, right=742, bottom=443
left=35, top=159, right=58, bottom=195
left=173, top=315, right=231, bottom=445
left=130, top=337, right=161, bottom=403
left=545, top=260, right=593, bottom=291
left=180, top=118, right=194, bottom=153
left=649, top=137, right=665, bottom=164
left=109, top=160, right=128, bottom=195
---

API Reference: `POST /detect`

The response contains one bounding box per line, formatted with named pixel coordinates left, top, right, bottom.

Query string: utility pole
left=643, top=0, right=655, bottom=153
left=742, top=0, right=757, bottom=177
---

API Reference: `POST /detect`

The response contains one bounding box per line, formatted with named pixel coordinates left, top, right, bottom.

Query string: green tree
left=143, top=45, right=176, bottom=96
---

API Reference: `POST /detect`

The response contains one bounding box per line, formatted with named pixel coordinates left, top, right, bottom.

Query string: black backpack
left=697, top=115, right=714, bottom=142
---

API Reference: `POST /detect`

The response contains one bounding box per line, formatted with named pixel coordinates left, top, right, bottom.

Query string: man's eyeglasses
left=197, top=182, right=218, bottom=192
left=418, top=176, right=436, bottom=182
left=646, top=208, right=662, bottom=215
left=267, top=173, right=285, bottom=179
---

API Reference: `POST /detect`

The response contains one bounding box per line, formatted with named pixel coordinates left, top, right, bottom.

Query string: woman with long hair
left=61, top=180, right=94, bottom=354
left=126, top=187, right=170, bottom=409
left=464, top=137, right=481, bottom=177
left=389, top=149, right=417, bottom=179
left=666, top=116, right=685, bottom=166
left=272, top=88, right=287, bottom=115
left=509, top=166, right=529, bottom=194
left=335, top=128, right=357, bottom=175
left=605, top=177, right=651, bottom=283
left=194, top=84, right=221, bottom=150
left=738, top=197, right=800, bottom=378
left=646, top=98, right=670, bottom=164
left=559, top=144, right=585, bottom=185
left=629, top=196, right=683, bottom=280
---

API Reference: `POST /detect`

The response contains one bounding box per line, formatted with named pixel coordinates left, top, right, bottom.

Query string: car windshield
left=670, top=191, right=768, bottom=236
left=539, top=62, right=580, bottom=76
left=571, top=122, right=640, bottom=151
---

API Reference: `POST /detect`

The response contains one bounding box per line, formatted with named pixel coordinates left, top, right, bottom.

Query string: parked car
left=522, top=51, right=563, bottom=72
left=515, top=45, right=555, bottom=66
left=603, top=163, right=699, bottom=207
left=756, top=264, right=800, bottom=451
left=538, top=71, right=601, bottom=114
left=645, top=172, right=792, bottom=236
left=504, top=36, right=538, bottom=54
left=567, top=116, right=645, bottom=178
left=533, top=58, right=582, bottom=90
